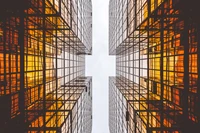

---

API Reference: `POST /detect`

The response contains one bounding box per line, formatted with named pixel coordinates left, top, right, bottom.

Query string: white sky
left=86, top=0, right=115, bottom=133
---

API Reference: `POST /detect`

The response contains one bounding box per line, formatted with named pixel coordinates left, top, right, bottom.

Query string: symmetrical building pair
left=109, top=0, right=200, bottom=133
left=0, top=0, right=92, bottom=132
left=1, top=0, right=200, bottom=132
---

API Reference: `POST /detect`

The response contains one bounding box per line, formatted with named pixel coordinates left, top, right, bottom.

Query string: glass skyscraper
left=109, top=0, right=200, bottom=132
left=0, top=0, right=92, bottom=132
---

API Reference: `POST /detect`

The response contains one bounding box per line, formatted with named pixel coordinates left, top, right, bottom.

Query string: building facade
left=0, top=0, right=92, bottom=132
left=109, top=0, right=200, bottom=132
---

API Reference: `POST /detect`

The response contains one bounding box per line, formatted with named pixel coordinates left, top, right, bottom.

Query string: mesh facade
left=109, top=0, right=200, bottom=132
left=0, top=0, right=92, bottom=132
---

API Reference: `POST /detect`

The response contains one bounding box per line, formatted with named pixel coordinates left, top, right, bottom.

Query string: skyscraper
left=0, top=0, right=92, bottom=132
left=109, top=0, right=200, bottom=132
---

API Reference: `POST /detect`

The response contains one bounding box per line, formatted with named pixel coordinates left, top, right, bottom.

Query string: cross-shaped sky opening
left=86, top=1, right=115, bottom=133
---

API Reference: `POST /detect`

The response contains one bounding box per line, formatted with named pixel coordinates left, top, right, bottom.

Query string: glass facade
left=0, top=0, right=92, bottom=132
left=109, top=0, right=200, bottom=132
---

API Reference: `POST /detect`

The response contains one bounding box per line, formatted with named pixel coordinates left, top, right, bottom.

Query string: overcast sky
left=86, top=0, right=115, bottom=133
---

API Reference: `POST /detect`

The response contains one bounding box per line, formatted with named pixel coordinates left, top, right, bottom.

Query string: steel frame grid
left=109, top=0, right=200, bottom=133
left=0, top=0, right=92, bottom=133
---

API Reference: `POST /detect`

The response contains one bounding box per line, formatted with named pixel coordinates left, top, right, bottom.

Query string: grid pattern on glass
left=109, top=0, right=200, bottom=132
left=0, top=0, right=92, bottom=132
